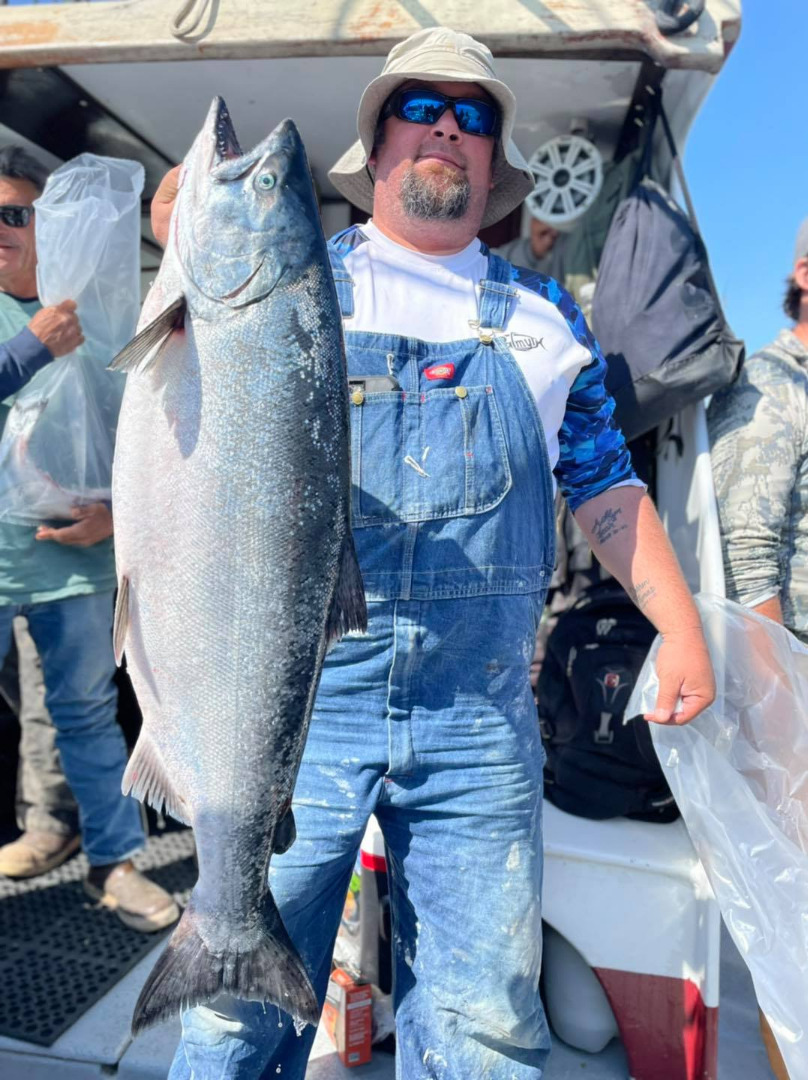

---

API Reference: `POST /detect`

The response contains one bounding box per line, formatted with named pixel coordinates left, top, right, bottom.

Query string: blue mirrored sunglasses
left=382, top=88, right=500, bottom=138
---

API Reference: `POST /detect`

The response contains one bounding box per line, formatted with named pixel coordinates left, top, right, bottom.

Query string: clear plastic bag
left=628, top=593, right=808, bottom=1077
left=0, top=154, right=144, bottom=522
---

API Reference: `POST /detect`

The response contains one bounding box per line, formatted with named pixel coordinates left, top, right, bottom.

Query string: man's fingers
left=151, top=164, right=182, bottom=248
left=36, top=523, right=86, bottom=544
left=154, top=164, right=181, bottom=204
left=57, top=299, right=77, bottom=313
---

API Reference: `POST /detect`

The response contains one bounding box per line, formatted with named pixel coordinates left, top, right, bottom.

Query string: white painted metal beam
left=0, top=0, right=741, bottom=73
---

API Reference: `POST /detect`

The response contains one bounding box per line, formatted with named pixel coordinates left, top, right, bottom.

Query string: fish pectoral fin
left=325, top=533, right=368, bottom=647
left=122, top=733, right=191, bottom=827
left=108, top=296, right=186, bottom=373
left=273, top=805, right=296, bottom=854
left=113, top=575, right=131, bottom=666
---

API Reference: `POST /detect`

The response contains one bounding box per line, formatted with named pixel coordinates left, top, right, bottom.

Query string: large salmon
left=110, top=99, right=366, bottom=1034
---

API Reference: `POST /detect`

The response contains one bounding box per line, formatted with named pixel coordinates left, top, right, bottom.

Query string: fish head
left=176, top=99, right=322, bottom=309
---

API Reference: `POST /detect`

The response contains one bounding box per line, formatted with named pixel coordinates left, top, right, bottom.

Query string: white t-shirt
left=338, top=221, right=641, bottom=507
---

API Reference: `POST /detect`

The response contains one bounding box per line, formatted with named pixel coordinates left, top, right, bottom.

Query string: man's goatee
left=400, top=164, right=471, bottom=221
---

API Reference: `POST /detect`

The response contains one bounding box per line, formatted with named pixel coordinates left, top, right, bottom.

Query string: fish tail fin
left=325, top=532, right=367, bottom=646
left=131, top=895, right=319, bottom=1035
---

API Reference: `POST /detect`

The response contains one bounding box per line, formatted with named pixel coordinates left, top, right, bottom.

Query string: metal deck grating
left=0, top=829, right=196, bottom=1046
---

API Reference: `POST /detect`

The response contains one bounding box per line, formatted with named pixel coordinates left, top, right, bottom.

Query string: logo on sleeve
left=424, top=363, right=455, bottom=381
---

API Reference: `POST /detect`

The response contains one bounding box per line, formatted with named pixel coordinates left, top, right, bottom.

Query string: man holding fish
left=142, top=27, right=715, bottom=1080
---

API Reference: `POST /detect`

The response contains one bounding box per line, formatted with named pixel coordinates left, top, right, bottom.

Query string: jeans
left=0, top=592, right=144, bottom=865
left=169, top=597, right=550, bottom=1080
left=11, top=616, right=80, bottom=836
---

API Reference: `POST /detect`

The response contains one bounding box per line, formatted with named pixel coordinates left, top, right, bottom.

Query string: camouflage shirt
left=708, top=329, right=808, bottom=635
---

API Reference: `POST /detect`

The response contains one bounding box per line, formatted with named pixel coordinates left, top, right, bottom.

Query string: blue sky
left=686, top=1, right=808, bottom=354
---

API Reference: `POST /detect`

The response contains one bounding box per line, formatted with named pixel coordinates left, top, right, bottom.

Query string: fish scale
left=110, top=99, right=366, bottom=1035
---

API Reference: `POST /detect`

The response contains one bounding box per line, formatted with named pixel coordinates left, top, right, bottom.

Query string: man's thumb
left=649, top=678, right=681, bottom=724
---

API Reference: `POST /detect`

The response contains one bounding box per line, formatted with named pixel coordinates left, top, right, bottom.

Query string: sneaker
left=84, top=860, right=181, bottom=933
left=0, top=830, right=81, bottom=878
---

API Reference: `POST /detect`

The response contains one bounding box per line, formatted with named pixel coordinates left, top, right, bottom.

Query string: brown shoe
left=0, top=830, right=81, bottom=878
left=84, top=860, right=181, bottom=933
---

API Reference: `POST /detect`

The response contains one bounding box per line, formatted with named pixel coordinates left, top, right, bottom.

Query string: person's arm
left=708, top=358, right=802, bottom=617
left=0, top=327, right=53, bottom=400
left=574, top=487, right=715, bottom=724
left=552, top=298, right=714, bottom=725
left=753, top=594, right=785, bottom=625
left=0, top=300, right=85, bottom=400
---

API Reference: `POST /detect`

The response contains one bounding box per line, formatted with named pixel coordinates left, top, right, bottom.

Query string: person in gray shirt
left=709, top=217, right=808, bottom=640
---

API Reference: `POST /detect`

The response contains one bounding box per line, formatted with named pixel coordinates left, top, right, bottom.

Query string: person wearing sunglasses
left=0, top=197, right=84, bottom=401
left=0, top=145, right=180, bottom=935
left=151, top=28, right=714, bottom=1080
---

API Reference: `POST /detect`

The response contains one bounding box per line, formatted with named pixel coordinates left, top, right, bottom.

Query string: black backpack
left=590, top=103, right=744, bottom=442
left=538, top=584, right=678, bottom=823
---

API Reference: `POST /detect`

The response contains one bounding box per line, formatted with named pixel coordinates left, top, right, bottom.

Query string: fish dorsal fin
left=113, top=574, right=131, bottom=666
left=325, top=534, right=368, bottom=647
left=122, top=733, right=191, bottom=827
left=109, top=296, right=186, bottom=374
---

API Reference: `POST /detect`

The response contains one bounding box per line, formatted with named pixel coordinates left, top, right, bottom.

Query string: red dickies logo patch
left=425, top=363, right=455, bottom=381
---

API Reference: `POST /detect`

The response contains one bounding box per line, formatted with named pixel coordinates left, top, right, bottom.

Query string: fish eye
left=255, top=172, right=276, bottom=191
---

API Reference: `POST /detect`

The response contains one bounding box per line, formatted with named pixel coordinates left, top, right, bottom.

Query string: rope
left=655, top=0, right=705, bottom=37
left=170, top=0, right=216, bottom=40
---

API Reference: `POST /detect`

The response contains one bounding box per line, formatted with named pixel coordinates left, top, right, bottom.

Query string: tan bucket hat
left=328, top=27, right=535, bottom=229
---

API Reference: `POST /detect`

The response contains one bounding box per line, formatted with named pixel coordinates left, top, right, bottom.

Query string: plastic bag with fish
left=111, top=99, right=366, bottom=1034
left=0, top=154, right=143, bottom=522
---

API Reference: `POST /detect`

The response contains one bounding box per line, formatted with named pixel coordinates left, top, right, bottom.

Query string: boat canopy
left=0, top=0, right=741, bottom=72
left=0, top=0, right=741, bottom=269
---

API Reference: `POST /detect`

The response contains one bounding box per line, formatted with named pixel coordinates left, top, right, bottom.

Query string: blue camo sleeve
left=510, top=266, right=639, bottom=513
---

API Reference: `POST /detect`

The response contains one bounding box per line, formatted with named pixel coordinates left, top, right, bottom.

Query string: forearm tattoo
left=633, top=578, right=657, bottom=611
left=592, top=506, right=629, bottom=546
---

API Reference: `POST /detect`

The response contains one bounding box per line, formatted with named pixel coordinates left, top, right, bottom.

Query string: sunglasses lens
left=393, top=90, right=498, bottom=137
left=397, top=90, right=446, bottom=126
left=454, top=100, right=498, bottom=136
left=0, top=206, right=30, bottom=228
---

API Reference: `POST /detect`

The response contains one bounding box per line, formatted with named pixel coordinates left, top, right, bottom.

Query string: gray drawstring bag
left=591, top=106, right=744, bottom=441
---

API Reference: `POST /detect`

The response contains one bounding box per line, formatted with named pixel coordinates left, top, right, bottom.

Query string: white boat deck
left=0, top=924, right=774, bottom=1080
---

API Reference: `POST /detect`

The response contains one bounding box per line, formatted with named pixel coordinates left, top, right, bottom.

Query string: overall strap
left=478, top=252, right=518, bottom=341
left=327, top=244, right=354, bottom=319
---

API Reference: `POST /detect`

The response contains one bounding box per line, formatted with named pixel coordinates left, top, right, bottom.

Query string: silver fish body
left=111, top=101, right=366, bottom=1034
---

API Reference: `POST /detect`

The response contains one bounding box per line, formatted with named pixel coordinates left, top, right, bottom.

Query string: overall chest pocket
left=351, top=385, right=512, bottom=526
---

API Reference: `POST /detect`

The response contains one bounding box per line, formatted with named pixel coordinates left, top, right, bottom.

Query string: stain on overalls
left=169, top=249, right=556, bottom=1080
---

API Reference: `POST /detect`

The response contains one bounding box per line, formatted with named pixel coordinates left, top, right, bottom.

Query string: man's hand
left=35, top=503, right=113, bottom=547
left=28, top=300, right=84, bottom=358
left=645, top=628, right=716, bottom=725
left=151, top=165, right=182, bottom=249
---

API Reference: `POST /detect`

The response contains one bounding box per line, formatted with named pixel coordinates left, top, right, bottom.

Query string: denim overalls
left=171, top=250, right=556, bottom=1080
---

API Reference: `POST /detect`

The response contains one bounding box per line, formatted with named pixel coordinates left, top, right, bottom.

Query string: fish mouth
left=206, top=100, right=304, bottom=182
left=213, top=97, right=243, bottom=163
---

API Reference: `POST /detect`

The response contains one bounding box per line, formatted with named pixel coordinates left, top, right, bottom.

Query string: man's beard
left=400, top=162, right=471, bottom=221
